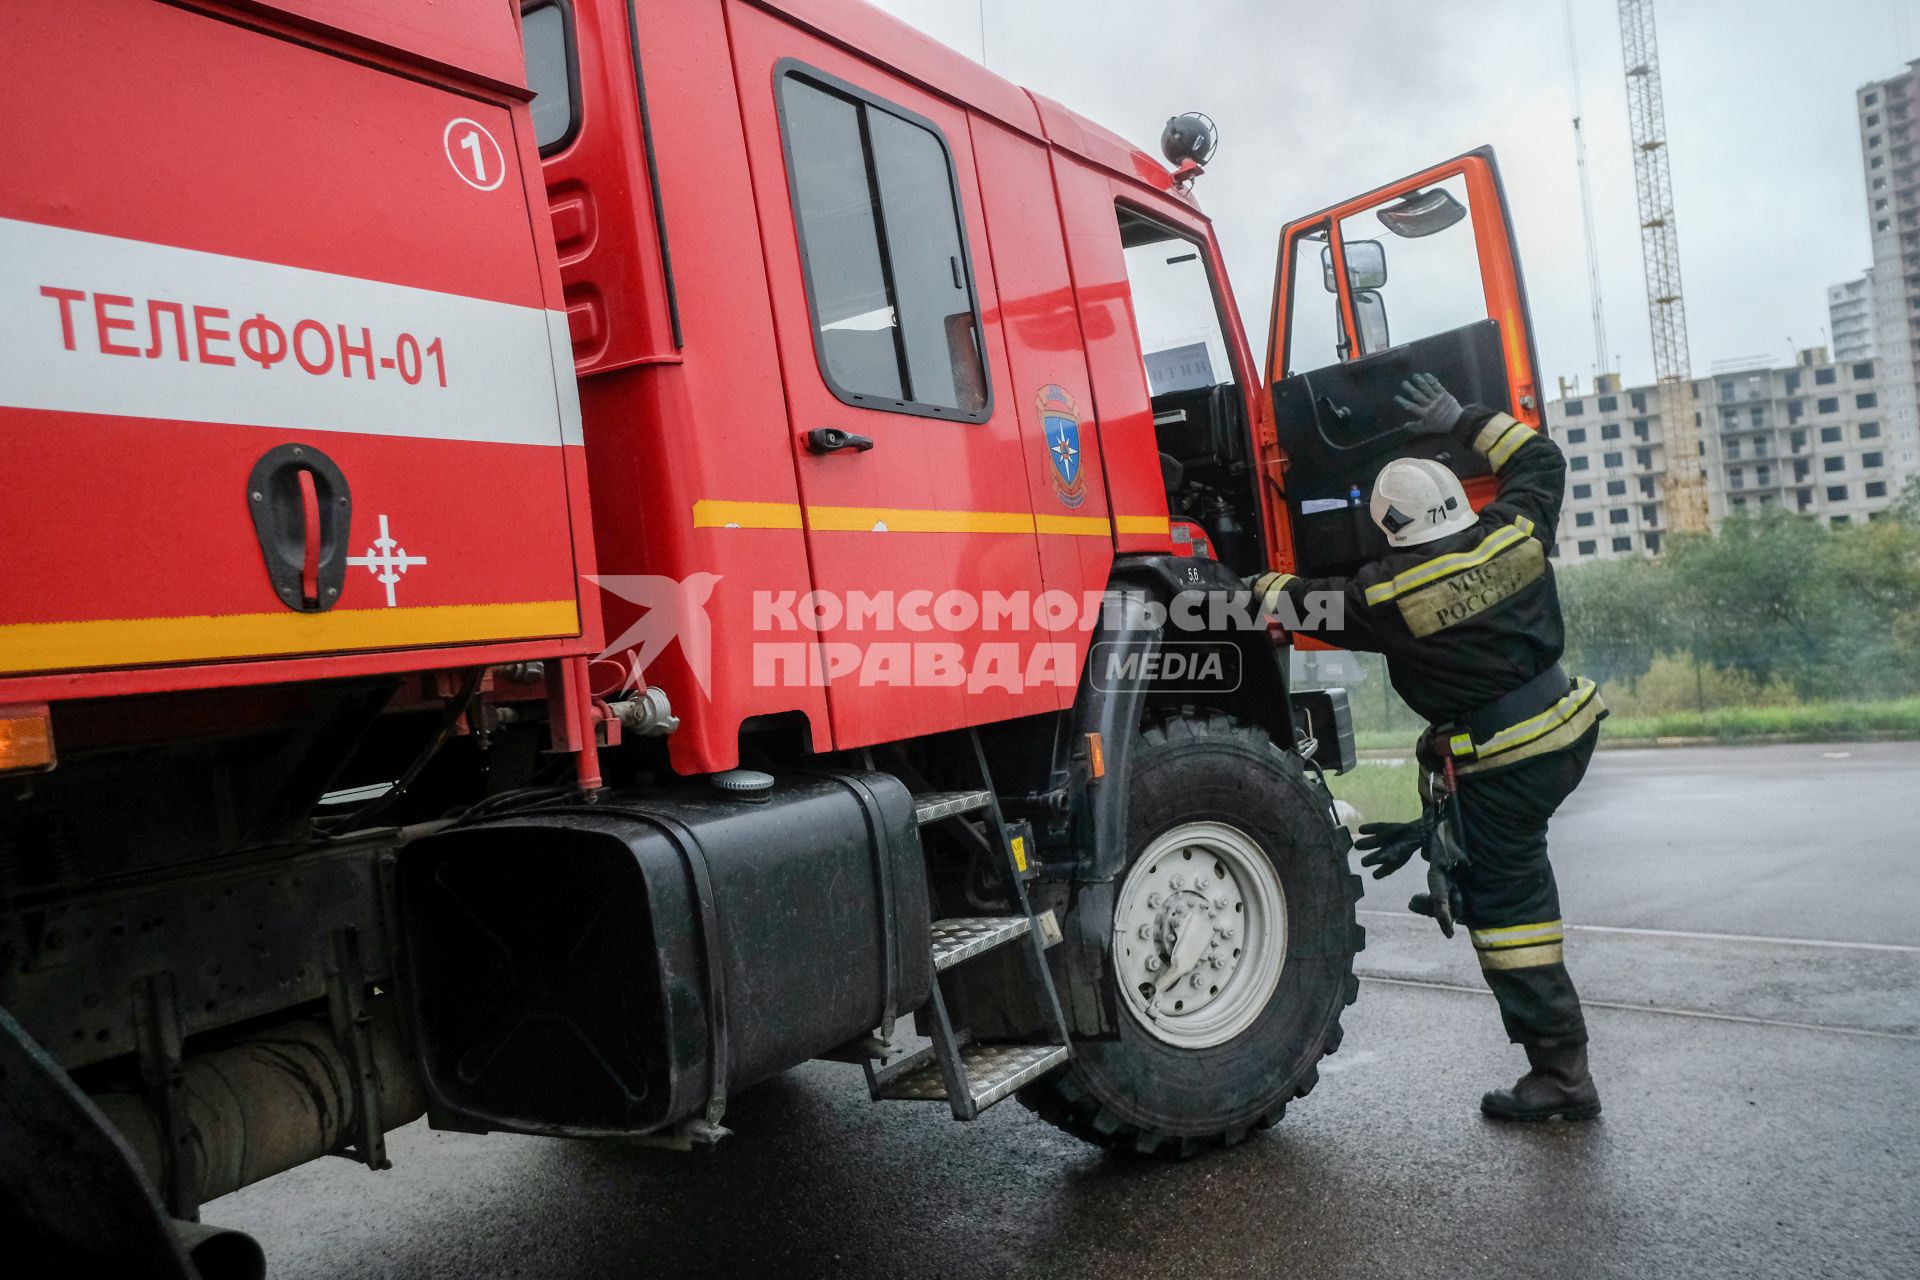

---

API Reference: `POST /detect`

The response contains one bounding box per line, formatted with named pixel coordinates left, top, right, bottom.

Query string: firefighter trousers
left=1449, top=724, right=1601, bottom=1049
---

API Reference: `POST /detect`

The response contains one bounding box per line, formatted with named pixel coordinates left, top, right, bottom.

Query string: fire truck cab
left=0, top=2, right=1541, bottom=1273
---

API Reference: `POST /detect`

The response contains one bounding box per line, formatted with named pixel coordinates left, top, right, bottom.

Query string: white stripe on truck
left=0, top=217, right=582, bottom=448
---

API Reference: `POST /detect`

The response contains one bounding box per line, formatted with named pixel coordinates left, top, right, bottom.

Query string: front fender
left=1067, top=554, right=1295, bottom=886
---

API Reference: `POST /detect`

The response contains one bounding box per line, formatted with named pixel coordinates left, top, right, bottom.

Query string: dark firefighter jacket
left=1264, top=408, right=1604, bottom=776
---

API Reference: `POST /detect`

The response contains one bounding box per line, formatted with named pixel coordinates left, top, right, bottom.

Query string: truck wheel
left=1020, top=711, right=1362, bottom=1156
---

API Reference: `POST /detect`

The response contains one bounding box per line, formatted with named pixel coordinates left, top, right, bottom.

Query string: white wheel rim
left=1112, top=820, right=1286, bottom=1049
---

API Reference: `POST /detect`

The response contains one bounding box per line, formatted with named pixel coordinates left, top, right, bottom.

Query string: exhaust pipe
left=173, top=1219, right=267, bottom=1280
left=92, top=997, right=424, bottom=1207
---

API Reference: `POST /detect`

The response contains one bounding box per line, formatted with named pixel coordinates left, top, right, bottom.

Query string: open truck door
left=1261, top=148, right=1541, bottom=580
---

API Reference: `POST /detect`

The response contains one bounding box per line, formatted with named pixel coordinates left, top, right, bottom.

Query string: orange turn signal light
left=1085, top=731, right=1106, bottom=780
left=0, top=704, right=55, bottom=774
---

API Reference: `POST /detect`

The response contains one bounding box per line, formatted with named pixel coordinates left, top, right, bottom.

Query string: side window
left=1117, top=211, right=1236, bottom=397
left=777, top=70, right=988, bottom=419
left=1284, top=230, right=1343, bottom=374
left=520, top=2, right=577, bottom=154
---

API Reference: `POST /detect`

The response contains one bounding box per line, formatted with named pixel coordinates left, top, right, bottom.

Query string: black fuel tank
left=397, top=771, right=929, bottom=1136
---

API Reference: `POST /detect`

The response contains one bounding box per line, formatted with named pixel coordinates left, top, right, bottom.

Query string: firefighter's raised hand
left=1394, top=373, right=1463, bottom=436
left=1354, top=820, right=1423, bottom=879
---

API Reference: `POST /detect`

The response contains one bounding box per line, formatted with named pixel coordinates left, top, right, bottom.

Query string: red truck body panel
left=0, top=0, right=599, bottom=705
left=548, top=0, right=1265, bottom=772
left=3, top=0, right=1276, bottom=778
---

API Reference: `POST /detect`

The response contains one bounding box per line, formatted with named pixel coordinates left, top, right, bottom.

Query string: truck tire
left=1020, top=710, right=1362, bottom=1156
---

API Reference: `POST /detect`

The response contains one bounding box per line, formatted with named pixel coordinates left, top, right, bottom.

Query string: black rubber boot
left=1480, top=1042, right=1601, bottom=1122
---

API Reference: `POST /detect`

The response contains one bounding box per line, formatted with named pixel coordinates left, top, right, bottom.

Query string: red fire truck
left=0, top=1, right=1542, bottom=1273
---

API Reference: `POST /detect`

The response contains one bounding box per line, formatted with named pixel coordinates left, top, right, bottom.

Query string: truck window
left=1284, top=230, right=1343, bottom=374
left=1117, top=207, right=1261, bottom=572
left=778, top=69, right=989, bottom=419
left=1119, top=215, right=1235, bottom=398
left=520, top=2, right=577, bottom=154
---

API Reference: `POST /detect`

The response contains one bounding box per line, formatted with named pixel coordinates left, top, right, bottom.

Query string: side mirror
left=1377, top=188, right=1467, bottom=239
left=1354, top=290, right=1390, bottom=353
left=1322, top=239, right=1388, bottom=293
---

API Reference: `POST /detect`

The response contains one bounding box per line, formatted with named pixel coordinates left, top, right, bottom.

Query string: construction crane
left=1565, top=0, right=1610, bottom=384
left=1618, top=0, right=1711, bottom=534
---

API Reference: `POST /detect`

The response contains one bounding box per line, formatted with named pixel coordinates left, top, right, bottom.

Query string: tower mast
left=1619, top=0, right=1710, bottom=534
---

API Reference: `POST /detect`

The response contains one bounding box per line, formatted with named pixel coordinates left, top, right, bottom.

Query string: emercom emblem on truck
left=1038, top=383, right=1087, bottom=508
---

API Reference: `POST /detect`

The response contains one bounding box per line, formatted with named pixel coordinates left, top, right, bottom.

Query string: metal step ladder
left=867, top=735, right=1073, bottom=1120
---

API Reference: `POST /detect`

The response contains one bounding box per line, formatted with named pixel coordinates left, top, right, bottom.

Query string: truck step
left=930, top=916, right=1030, bottom=970
left=912, top=790, right=994, bottom=826
left=875, top=1042, right=1070, bottom=1112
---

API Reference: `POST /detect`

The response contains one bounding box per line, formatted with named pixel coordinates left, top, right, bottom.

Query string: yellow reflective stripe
left=1473, top=678, right=1599, bottom=758
left=693, top=500, right=1165, bottom=539
left=0, top=601, right=581, bottom=674
left=692, top=499, right=803, bottom=529
left=1115, top=515, right=1172, bottom=536
left=1486, top=421, right=1533, bottom=471
left=1515, top=514, right=1535, bottom=536
left=1036, top=513, right=1113, bottom=536
left=1471, top=919, right=1565, bottom=949
left=1449, top=732, right=1474, bottom=756
left=1478, top=942, right=1565, bottom=970
left=1471, top=413, right=1518, bottom=455
left=1364, top=522, right=1530, bottom=604
left=1454, top=683, right=1606, bottom=777
left=808, top=506, right=1033, bottom=534
left=1255, top=572, right=1298, bottom=616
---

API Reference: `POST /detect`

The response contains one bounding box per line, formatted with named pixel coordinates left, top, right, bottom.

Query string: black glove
left=1354, top=820, right=1423, bottom=879
left=1394, top=372, right=1463, bottom=436
left=1407, top=789, right=1470, bottom=937
left=1408, top=862, right=1466, bottom=939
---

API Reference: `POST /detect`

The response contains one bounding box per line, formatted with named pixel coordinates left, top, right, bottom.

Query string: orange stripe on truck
left=0, top=600, right=580, bottom=674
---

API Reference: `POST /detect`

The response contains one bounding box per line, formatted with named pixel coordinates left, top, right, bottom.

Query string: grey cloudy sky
left=870, top=0, right=1920, bottom=391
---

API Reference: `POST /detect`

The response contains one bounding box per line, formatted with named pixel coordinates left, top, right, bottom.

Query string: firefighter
left=1251, top=373, right=1606, bottom=1122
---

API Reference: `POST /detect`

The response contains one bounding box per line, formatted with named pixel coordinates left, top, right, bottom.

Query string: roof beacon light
left=1160, top=112, right=1218, bottom=187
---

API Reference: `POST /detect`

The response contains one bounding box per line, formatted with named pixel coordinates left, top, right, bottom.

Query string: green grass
left=1354, top=727, right=1418, bottom=753
left=1600, top=697, right=1920, bottom=742
left=1323, top=758, right=1421, bottom=825
left=1351, top=697, right=1920, bottom=754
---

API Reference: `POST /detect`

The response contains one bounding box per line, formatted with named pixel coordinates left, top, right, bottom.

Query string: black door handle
left=248, top=442, right=352, bottom=612
left=806, top=427, right=875, bottom=454
left=1314, top=395, right=1353, bottom=428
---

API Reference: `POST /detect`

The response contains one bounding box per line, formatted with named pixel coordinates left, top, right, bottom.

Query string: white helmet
left=1369, top=459, right=1475, bottom=548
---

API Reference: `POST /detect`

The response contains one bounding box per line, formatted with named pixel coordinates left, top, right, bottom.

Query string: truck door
left=1262, top=148, right=1541, bottom=579
left=728, top=7, right=1054, bottom=746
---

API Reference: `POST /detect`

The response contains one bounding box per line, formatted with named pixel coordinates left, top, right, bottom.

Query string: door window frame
left=1266, top=148, right=1540, bottom=427
left=1113, top=200, right=1250, bottom=397
left=772, top=59, right=993, bottom=424
left=520, top=0, right=581, bottom=157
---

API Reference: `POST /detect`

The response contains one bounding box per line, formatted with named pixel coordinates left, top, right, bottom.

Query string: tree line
left=1559, top=477, right=1920, bottom=703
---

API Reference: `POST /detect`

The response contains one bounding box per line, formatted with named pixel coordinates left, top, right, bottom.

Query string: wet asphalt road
left=212, top=742, right=1920, bottom=1279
